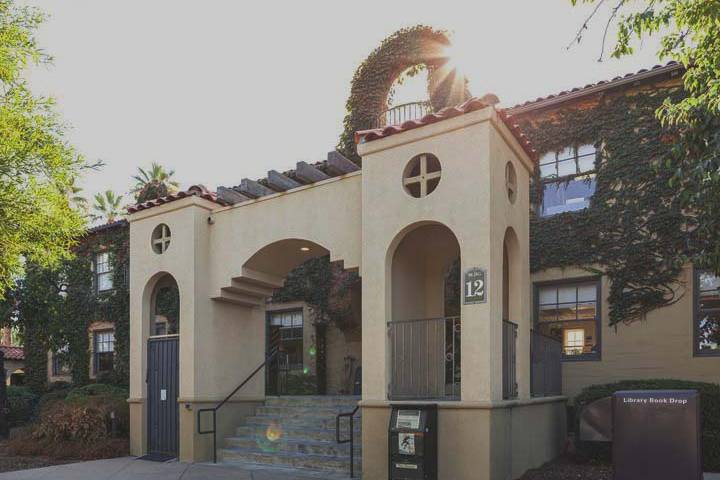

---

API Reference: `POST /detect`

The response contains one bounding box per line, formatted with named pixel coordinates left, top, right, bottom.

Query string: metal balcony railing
left=502, top=320, right=518, bottom=400
left=373, top=101, right=433, bottom=129
left=388, top=316, right=460, bottom=400
left=531, top=329, right=563, bottom=397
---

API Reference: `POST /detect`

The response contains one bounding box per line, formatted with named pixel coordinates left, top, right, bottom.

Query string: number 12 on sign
left=464, top=267, right=487, bottom=304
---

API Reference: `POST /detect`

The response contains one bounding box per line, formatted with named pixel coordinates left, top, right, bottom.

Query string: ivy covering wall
left=518, top=81, right=696, bottom=327
left=1, top=224, right=130, bottom=393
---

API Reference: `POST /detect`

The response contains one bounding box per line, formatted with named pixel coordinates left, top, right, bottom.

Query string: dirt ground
left=0, top=442, right=72, bottom=473
left=519, top=456, right=612, bottom=480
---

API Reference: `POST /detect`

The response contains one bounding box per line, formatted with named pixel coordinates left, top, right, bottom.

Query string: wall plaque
left=463, top=267, right=487, bottom=304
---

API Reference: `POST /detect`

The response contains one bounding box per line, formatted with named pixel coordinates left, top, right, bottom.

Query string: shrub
left=7, top=386, right=39, bottom=427
left=574, top=379, right=720, bottom=471
left=65, top=383, right=127, bottom=402
left=33, top=402, right=108, bottom=443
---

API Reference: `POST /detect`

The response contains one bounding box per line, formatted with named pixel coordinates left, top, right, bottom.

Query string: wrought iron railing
left=335, top=405, right=360, bottom=478
left=373, top=101, right=433, bottom=129
left=197, top=347, right=280, bottom=463
left=387, top=316, right=460, bottom=400
left=502, top=320, right=518, bottom=400
left=530, top=329, right=562, bottom=397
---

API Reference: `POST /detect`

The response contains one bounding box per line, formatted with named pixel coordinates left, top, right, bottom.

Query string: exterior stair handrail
left=197, top=346, right=280, bottom=463
left=336, top=404, right=360, bottom=478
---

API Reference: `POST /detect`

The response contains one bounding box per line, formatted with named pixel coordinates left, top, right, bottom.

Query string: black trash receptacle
left=388, top=404, right=437, bottom=480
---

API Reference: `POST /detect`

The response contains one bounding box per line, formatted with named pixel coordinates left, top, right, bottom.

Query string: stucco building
left=125, top=62, right=719, bottom=479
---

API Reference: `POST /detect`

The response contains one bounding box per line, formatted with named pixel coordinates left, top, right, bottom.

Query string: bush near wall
left=575, top=379, right=720, bottom=471
left=7, top=383, right=130, bottom=460
left=7, top=386, right=39, bottom=427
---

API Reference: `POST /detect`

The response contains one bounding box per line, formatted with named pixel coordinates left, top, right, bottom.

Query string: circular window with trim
left=505, top=161, right=517, bottom=204
left=151, top=224, right=171, bottom=254
left=402, top=153, right=441, bottom=198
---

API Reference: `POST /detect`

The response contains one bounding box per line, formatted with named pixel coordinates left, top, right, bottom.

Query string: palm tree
left=92, top=190, right=124, bottom=223
left=65, top=176, right=89, bottom=215
left=132, top=162, right=180, bottom=203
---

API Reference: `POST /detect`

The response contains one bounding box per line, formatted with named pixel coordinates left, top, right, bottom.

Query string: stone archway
left=338, top=25, right=471, bottom=159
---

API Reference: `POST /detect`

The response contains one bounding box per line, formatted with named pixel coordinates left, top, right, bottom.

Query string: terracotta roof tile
left=127, top=185, right=227, bottom=214
left=355, top=95, right=537, bottom=160
left=508, top=61, right=683, bottom=113
left=0, top=346, right=24, bottom=361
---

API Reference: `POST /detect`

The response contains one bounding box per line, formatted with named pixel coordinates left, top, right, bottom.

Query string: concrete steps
left=218, top=396, right=361, bottom=474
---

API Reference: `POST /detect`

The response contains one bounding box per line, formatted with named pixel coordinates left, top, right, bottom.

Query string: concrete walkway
left=0, top=457, right=717, bottom=480
left=0, top=457, right=355, bottom=480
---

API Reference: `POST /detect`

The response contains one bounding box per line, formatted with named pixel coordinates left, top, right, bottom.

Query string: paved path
left=0, top=457, right=717, bottom=480
left=0, top=457, right=354, bottom=480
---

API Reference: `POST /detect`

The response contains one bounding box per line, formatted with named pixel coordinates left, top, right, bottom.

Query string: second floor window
left=539, top=144, right=597, bottom=217
left=94, top=252, right=113, bottom=292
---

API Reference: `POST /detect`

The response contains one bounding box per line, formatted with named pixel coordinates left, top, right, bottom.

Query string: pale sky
left=21, top=0, right=663, bottom=208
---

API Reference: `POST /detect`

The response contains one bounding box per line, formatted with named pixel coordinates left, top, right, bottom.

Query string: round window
left=151, top=224, right=171, bottom=254
left=505, top=161, right=517, bottom=204
left=402, top=153, right=441, bottom=198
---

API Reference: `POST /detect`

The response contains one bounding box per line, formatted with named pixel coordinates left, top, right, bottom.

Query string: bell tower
left=357, top=97, right=555, bottom=480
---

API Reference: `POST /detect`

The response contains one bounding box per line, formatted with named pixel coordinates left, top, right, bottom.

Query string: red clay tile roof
left=127, top=185, right=227, bottom=214
left=355, top=95, right=537, bottom=160
left=508, top=61, right=683, bottom=114
left=0, top=346, right=24, bottom=361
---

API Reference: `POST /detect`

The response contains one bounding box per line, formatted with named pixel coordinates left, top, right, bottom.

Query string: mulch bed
left=0, top=441, right=73, bottom=473
left=519, top=456, right=612, bottom=480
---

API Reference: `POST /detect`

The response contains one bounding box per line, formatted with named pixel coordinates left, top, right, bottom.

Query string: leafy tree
left=92, top=190, right=124, bottom=223
left=0, top=0, right=89, bottom=300
left=132, top=162, right=179, bottom=203
left=569, top=0, right=720, bottom=272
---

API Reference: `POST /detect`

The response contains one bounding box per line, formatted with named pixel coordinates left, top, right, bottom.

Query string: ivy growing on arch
left=337, top=25, right=471, bottom=161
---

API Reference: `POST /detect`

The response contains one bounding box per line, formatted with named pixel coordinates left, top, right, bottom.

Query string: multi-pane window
left=94, top=252, right=113, bottom=292
left=52, top=345, right=70, bottom=376
left=93, top=330, right=115, bottom=374
left=539, top=144, right=597, bottom=216
left=695, top=270, right=720, bottom=356
left=536, top=279, right=600, bottom=360
left=269, top=310, right=303, bottom=370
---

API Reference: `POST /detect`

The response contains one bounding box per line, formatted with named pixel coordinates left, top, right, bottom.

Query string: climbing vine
left=273, top=256, right=359, bottom=332
left=0, top=224, right=130, bottom=391
left=337, top=25, right=470, bottom=160
left=519, top=83, right=697, bottom=327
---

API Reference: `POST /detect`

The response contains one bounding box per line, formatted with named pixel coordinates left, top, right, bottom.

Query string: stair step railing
left=336, top=405, right=360, bottom=478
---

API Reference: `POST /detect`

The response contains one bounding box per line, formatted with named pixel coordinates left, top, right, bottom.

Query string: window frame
left=266, top=308, right=305, bottom=371
left=92, top=329, right=115, bottom=375
left=538, top=144, right=599, bottom=217
left=693, top=267, right=720, bottom=357
left=533, top=276, right=602, bottom=362
left=93, top=251, right=114, bottom=294
left=52, top=345, right=70, bottom=377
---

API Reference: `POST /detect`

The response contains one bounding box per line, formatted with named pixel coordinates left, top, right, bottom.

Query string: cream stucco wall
left=532, top=265, right=720, bottom=399
left=129, top=173, right=363, bottom=460
left=358, top=107, right=534, bottom=405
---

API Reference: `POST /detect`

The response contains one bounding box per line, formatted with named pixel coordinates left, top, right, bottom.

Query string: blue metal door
left=147, top=336, right=179, bottom=456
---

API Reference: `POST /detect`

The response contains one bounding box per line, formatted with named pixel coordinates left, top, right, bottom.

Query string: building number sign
left=464, top=267, right=487, bottom=304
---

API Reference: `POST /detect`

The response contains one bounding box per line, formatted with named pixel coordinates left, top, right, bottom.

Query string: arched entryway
left=387, top=222, right=461, bottom=400
left=145, top=273, right=180, bottom=459
left=238, top=239, right=361, bottom=396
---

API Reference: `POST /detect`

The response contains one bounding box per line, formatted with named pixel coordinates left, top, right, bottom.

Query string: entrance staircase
left=219, top=396, right=361, bottom=475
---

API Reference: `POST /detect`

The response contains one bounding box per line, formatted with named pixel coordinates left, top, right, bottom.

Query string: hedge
left=7, top=386, right=39, bottom=427
left=575, top=379, right=720, bottom=471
